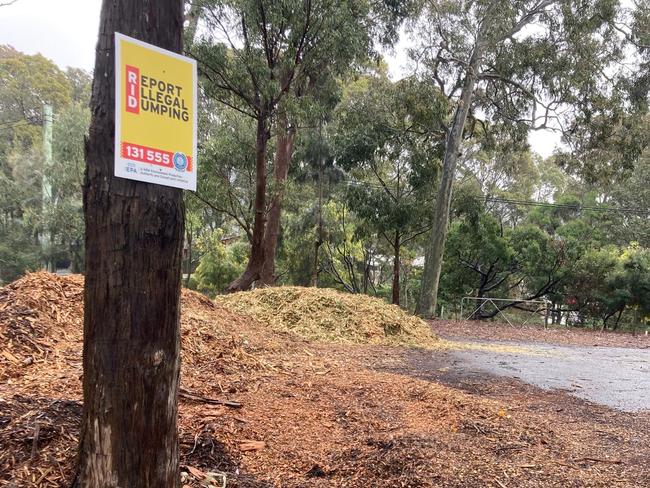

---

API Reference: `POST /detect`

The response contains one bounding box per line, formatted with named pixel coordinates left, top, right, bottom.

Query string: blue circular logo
left=173, top=152, right=188, bottom=172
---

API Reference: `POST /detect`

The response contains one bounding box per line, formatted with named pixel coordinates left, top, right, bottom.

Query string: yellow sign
left=114, top=33, right=197, bottom=190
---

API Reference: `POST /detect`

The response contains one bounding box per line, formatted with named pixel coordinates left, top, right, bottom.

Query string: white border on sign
left=114, top=32, right=198, bottom=191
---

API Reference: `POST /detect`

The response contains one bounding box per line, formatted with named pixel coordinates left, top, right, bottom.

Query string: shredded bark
left=1, top=273, right=648, bottom=487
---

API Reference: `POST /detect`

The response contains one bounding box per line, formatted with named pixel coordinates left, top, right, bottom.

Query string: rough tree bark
left=73, top=1, right=185, bottom=487
left=311, top=157, right=324, bottom=287
left=259, top=109, right=295, bottom=285
left=392, top=231, right=400, bottom=305
left=227, top=112, right=269, bottom=291
left=185, top=221, right=193, bottom=288
left=417, top=37, right=486, bottom=319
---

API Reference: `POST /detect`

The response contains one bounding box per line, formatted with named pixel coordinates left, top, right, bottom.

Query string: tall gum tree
left=260, top=69, right=340, bottom=285
left=259, top=104, right=296, bottom=285
left=192, top=0, right=411, bottom=291
left=73, top=1, right=185, bottom=486
left=332, top=74, right=447, bottom=304
left=415, top=0, right=629, bottom=317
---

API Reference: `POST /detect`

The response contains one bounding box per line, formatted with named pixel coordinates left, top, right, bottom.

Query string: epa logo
left=173, top=152, right=188, bottom=172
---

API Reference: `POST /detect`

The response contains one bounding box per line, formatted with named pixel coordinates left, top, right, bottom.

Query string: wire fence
left=459, top=296, right=551, bottom=328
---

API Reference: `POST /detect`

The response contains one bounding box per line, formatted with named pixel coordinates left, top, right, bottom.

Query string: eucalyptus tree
left=414, top=0, right=630, bottom=317
left=553, top=110, right=650, bottom=248
left=192, top=0, right=383, bottom=291
left=594, top=149, right=650, bottom=247
left=75, top=0, right=186, bottom=485
left=195, top=107, right=259, bottom=241
left=332, top=74, right=447, bottom=304
left=47, top=100, right=90, bottom=272
left=441, top=195, right=569, bottom=316
left=0, top=47, right=77, bottom=282
left=283, top=120, right=344, bottom=286
left=259, top=72, right=341, bottom=285
left=624, top=0, right=649, bottom=110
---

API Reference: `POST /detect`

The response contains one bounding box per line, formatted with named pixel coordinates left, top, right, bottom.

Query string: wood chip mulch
left=1, top=273, right=649, bottom=487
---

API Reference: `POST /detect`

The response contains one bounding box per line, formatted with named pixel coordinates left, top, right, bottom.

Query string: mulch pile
left=1, top=273, right=649, bottom=487
left=217, top=286, right=437, bottom=347
left=0, top=273, right=83, bottom=381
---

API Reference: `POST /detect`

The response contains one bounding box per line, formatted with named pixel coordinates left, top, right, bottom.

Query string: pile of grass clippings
left=217, top=286, right=437, bottom=347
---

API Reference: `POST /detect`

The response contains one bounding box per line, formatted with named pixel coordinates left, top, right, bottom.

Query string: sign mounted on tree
left=114, top=32, right=197, bottom=191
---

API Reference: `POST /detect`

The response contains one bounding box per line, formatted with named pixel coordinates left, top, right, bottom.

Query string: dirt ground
left=431, top=319, right=650, bottom=349
left=1, top=274, right=649, bottom=487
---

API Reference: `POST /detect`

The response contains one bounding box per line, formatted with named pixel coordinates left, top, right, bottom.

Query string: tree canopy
left=1, top=0, right=649, bottom=331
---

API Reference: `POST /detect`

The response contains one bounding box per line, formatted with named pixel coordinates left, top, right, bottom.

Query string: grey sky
left=0, top=0, right=562, bottom=156
left=1, top=0, right=101, bottom=70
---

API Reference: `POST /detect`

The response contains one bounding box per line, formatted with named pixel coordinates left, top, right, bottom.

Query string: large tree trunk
left=185, top=221, right=193, bottom=288
left=311, top=143, right=325, bottom=287
left=74, top=1, right=185, bottom=487
left=184, top=0, right=202, bottom=46
left=417, top=39, right=485, bottom=319
left=392, top=231, right=400, bottom=305
left=227, top=113, right=269, bottom=291
left=259, top=110, right=295, bottom=285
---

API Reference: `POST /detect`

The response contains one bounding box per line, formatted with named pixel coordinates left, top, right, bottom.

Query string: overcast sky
left=0, top=0, right=561, bottom=156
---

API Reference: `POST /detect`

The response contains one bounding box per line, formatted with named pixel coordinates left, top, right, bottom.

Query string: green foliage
left=0, top=6, right=646, bottom=338
left=275, top=181, right=319, bottom=286
left=192, top=0, right=383, bottom=118
left=319, top=199, right=371, bottom=293
left=0, top=45, right=73, bottom=157
left=195, top=108, right=258, bottom=239
left=194, top=230, right=248, bottom=295
left=443, top=185, right=649, bottom=328
left=615, top=245, right=650, bottom=317
left=45, top=101, right=90, bottom=271
left=330, top=73, right=448, bottom=300
left=561, top=244, right=650, bottom=327
left=0, top=221, right=41, bottom=284
left=415, top=0, right=625, bottom=135
left=603, top=151, right=650, bottom=247
left=557, top=113, right=650, bottom=188
left=563, top=246, right=623, bottom=324
left=0, top=47, right=90, bottom=280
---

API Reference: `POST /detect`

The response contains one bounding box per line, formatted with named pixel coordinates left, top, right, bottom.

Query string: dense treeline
left=0, top=45, right=89, bottom=279
left=1, top=0, right=648, bottom=330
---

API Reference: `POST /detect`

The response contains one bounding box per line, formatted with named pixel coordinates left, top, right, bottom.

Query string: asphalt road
left=448, top=341, right=650, bottom=412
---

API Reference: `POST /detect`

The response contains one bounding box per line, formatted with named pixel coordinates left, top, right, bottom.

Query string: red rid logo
left=125, top=65, right=140, bottom=114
